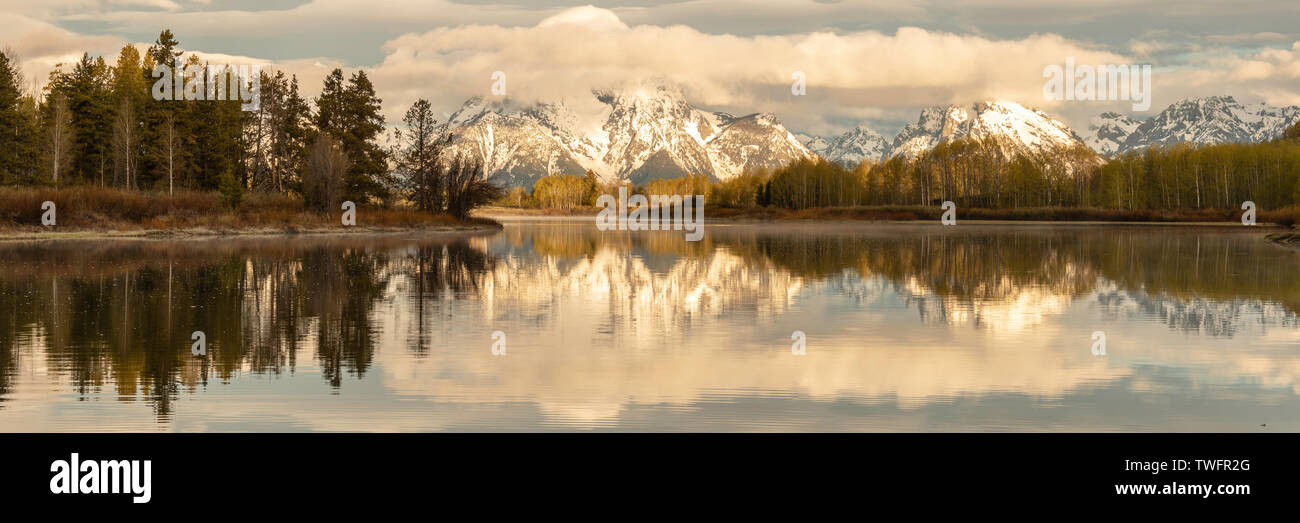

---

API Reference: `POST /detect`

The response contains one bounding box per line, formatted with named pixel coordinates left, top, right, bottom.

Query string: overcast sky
left=3, top=0, right=1298, bottom=137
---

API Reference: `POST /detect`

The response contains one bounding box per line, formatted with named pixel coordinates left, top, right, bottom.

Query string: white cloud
left=365, top=7, right=1133, bottom=133
left=6, top=4, right=1300, bottom=136
left=0, top=13, right=124, bottom=90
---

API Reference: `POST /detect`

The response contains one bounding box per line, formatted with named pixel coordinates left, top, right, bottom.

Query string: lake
left=0, top=221, right=1297, bottom=431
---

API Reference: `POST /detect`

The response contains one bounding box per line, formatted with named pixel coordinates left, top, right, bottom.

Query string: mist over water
left=0, top=222, right=1297, bottom=431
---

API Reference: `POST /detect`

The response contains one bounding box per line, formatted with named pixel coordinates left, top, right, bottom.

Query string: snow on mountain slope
left=705, top=112, right=815, bottom=182
left=1114, top=96, right=1300, bottom=154
left=797, top=133, right=829, bottom=155
left=442, top=84, right=812, bottom=188
left=888, top=101, right=1091, bottom=161
left=1084, top=112, right=1140, bottom=157
left=804, top=125, right=889, bottom=166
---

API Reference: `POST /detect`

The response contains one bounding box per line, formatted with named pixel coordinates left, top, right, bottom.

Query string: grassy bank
left=479, top=203, right=1300, bottom=225
left=0, top=186, right=501, bottom=237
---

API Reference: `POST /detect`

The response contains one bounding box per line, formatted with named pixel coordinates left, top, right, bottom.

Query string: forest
left=3, top=29, right=1300, bottom=226
left=514, top=124, right=1300, bottom=222
left=0, top=30, right=499, bottom=229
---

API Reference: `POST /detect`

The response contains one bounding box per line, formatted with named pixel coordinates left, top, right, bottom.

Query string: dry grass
left=0, top=186, right=499, bottom=233
left=480, top=201, right=1290, bottom=223
left=706, top=205, right=1289, bottom=223
left=1259, top=205, right=1300, bottom=227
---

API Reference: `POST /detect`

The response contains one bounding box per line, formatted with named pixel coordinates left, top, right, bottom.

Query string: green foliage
left=393, top=98, right=450, bottom=213
left=708, top=172, right=767, bottom=208
left=644, top=173, right=709, bottom=200
left=16, top=26, right=1300, bottom=222
left=0, top=50, right=41, bottom=185
left=497, top=186, right=530, bottom=207
left=532, top=173, right=596, bottom=209
left=1283, top=120, right=1300, bottom=143
left=763, top=157, right=864, bottom=209
left=315, top=69, right=389, bottom=204
left=217, top=169, right=243, bottom=208
left=1096, top=141, right=1300, bottom=210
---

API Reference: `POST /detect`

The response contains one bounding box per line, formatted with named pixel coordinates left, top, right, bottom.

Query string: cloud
left=0, top=13, right=124, bottom=88
left=7, top=3, right=1300, bottom=137
left=365, top=7, right=1133, bottom=135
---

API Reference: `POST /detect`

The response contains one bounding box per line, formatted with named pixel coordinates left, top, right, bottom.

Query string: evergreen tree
left=140, top=30, right=185, bottom=186
left=0, top=50, right=41, bottom=184
left=315, top=68, right=389, bottom=203
left=247, top=70, right=312, bottom=193
left=48, top=54, right=114, bottom=186
left=393, top=98, right=450, bottom=212
left=110, top=44, right=146, bottom=189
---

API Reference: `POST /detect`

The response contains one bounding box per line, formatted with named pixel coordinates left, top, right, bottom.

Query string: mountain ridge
left=440, top=85, right=813, bottom=188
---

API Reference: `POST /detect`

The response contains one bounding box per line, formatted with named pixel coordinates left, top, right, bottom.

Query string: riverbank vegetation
left=496, top=123, right=1300, bottom=224
left=0, top=29, right=500, bottom=232
left=0, top=186, right=500, bottom=233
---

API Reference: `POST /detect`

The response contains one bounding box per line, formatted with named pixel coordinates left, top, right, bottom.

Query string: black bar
left=1, top=433, right=1289, bottom=512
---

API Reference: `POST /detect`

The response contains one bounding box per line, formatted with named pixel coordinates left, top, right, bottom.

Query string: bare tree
left=304, top=133, right=348, bottom=212
left=111, top=97, right=137, bottom=189
left=47, top=92, right=72, bottom=188
left=155, top=112, right=182, bottom=197
left=444, top=153, right=502, bottom=219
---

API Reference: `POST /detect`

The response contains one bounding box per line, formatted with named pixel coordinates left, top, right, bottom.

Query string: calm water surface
left=1, top=221, right=1298, bottom=431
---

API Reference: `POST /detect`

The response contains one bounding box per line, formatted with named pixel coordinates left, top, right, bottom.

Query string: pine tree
left=51, top=54, right=115, bottom=186
left=247, top=70, right=312, bottom=193
left=0, top=49, right=41, bottom=184
left=315, top=68, right=389, bottom=203
left=110, top=44, right=146, bottom=189
left=140, top=30, right=185, bottom=186
left=393, top=98, right=450, bottom=212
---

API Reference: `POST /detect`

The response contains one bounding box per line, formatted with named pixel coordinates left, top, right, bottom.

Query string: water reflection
left=0, top=223, right=1298, bottom=431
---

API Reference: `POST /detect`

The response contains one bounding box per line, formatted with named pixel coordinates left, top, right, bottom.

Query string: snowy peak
left=705, top=112, right=813, bottom=181
left=888, top=100, right=1089, bottom=160
left=444, top=84, right=811, bottom=188
left=797, top=133, right=830, bottom=154
left=806, top=125, right=890, bottom=166
left=1110, top=96, right=1300, bottom=154
left=1085, top=112, right=1140, bottom=157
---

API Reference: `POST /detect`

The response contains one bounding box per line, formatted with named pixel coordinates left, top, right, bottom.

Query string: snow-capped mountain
left=802, top=125, right=890, bottom=166
left=1084, top=112, right=1140, bottom=157
left=1105, top=96, right=1300, bottom=154
left=796, top=133, right=829, bottom=155
left=887, top=101, right=1092, bottom=160
left=442, top=83, right=813, bottom=188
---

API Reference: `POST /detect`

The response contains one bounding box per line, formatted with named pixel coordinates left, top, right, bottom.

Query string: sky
left=2, top=0, right=1299, bottom=138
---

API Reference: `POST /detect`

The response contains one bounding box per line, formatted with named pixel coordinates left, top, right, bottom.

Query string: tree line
left=500, top=126, right=1300, bottom=212
left=0, top=30, right=499, bottom=218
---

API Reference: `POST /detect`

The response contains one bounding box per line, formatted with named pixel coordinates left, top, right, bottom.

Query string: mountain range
left=440, top=83, right=812, bottom=188
left=806, top=96, right=1300, bottom=163
left=1086, top=96, right=1300, bottom=156
left=440, top=86, right=1300, bottom=188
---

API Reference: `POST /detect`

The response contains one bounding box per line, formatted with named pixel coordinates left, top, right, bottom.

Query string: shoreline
left=475, top=205, right=1294, bottom=225
left=479, top=210, right=1284, bottom=228
left=0, top=222, right=502, bottom=242
left=1, top=215, right=1286, bottom=242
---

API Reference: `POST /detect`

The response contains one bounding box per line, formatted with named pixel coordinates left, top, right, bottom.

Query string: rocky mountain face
left=1088, top=96, right=1300, bottom=155
left=441, top=84, right=812, bottom=188
left=1084, top=112, right=1140, bottom=156
left=885, top=101, right=1092, bottom=160
left=443, top=87, right=1299, bottom=190
left=801, top=125, right=890, bottom=166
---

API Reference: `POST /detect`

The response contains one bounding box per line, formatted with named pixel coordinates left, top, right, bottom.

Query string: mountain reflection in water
left=0, top=222, right=1297, bottom=431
